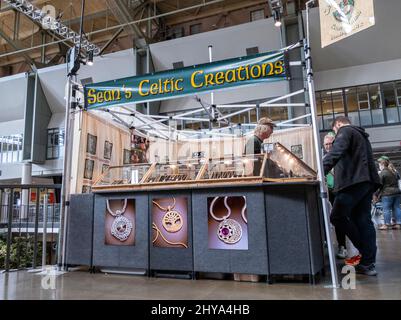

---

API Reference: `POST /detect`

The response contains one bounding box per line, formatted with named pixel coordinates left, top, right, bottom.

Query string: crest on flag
left=319, top=0, right=375, bottom=48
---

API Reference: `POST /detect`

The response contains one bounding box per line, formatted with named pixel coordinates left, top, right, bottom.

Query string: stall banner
left=319, top=0, right=375, bottom=48
left=84, top=50, right=287, bottom=109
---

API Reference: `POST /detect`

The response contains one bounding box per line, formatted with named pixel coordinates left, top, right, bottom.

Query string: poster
left=319, top=0, right=375, bottom=48
left=105, top=198, right=135, bottom=246
left=152, top=197, right=188, bottom=248
left=130, top=133, right=150, bottom=164
left=74, top=112, right=131, bottom=194
left=208, top=196, right=248, bottom=250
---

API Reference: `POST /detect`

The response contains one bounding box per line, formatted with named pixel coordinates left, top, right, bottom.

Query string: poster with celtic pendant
left=105, top=198, right=135, bottom=246
left=152, top=197, right=188, bottom=248
left=208, top=196, right=248, bottom=250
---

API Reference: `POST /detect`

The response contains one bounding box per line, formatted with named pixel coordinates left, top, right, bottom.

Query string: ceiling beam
left=2, top=0, right=100, bottom=54
left=0, top=24, right=38, bottom=70
left=106, top=0, right=149, bottom=46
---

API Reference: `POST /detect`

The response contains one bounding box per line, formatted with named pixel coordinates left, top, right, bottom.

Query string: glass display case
left=263, top=142, right=316, bottom=180
left=93, top=163, right=153, bottom=186
left=143, top=159, right=205, bottom=184
left=198, top=154, right=266, bottom=181
left=92, top=148, right=316, bottom=192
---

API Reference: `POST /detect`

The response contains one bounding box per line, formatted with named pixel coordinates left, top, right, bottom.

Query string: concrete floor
left=1, top=230, right=401, bottom=300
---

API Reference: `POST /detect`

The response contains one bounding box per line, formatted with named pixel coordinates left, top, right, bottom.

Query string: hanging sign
left=319, top=0, right=375, bottom=48
left=84, top=50, right=288, bottom=109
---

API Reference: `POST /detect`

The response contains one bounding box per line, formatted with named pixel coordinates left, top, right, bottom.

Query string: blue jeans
left=382, top=195, right=401, bottom=225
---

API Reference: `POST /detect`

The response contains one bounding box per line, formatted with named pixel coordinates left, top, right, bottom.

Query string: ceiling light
left=273, top=10, right=282, bottom=27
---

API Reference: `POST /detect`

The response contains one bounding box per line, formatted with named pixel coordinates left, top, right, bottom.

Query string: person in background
left=323, top=132, right=347, bottom=259
left=323, top=116, right=381, bottom=276
left=244, top=117, right=276, bottom=155
left=374, top=156, right=401, bottom=230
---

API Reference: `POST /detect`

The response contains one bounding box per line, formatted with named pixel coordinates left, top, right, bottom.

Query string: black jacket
left=377, top=168, right=401, bottom=197
left=323, top=125, right=381, bottom=193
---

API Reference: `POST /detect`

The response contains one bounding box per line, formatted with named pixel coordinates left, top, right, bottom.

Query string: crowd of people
left=245, top=115, right=401, bottom=277
left=323, top=116, right=401, bottom=276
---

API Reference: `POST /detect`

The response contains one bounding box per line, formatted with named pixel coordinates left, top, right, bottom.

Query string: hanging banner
left=319, top=0, right=375, bottom=48
left=84, top=50, right=287, bottom=109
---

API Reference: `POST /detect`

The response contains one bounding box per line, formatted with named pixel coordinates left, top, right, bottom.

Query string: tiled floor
left=1, top=230, right=400, bottom=300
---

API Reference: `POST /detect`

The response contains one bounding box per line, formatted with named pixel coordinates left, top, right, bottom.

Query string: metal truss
left=3, top=0, right=100, bottom=54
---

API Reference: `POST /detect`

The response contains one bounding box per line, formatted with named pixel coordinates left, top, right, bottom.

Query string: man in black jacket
left=323, top=116, right=381, bottom=276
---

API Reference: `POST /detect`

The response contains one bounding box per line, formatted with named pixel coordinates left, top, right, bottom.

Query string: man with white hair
left=244, top=117, right=276, bottom=155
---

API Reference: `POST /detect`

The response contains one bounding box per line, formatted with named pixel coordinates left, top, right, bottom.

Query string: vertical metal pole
left=41, top=32, right=46, bottom=64
left=57, top=75, right=72, bottom=270
left=42, top=193, right=48, bottom=269
left=5, top=190, right=13, bottom=271
left=33, top=188, right=40, bottom=269
left=305, top=0, right=339, bottom=288
left=208, top=45, right=214, bottom=108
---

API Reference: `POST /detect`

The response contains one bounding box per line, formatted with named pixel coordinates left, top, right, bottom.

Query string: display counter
left=66, top=145, right=325, bottom=283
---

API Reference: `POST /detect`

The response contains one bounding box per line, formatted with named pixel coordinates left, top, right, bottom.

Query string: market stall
left=66, top=143, right=325, bottom=282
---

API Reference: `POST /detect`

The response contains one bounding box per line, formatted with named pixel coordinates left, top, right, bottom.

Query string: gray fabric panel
left=305, top=187, right=325, bottom=274
left=66, top=194, right=94, bottom=266
left=92, top=193, right=149, bottom=269
left=149, top=190, right=193, bottom=271
left=193, top=188, right=268, bottom=275
left=265, top=186, right=311, bottom=275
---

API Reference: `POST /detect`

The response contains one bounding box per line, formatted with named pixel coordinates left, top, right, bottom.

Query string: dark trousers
left=329, top=190, right=346, bottom=248
left=330, top=182, right=377, bottom=265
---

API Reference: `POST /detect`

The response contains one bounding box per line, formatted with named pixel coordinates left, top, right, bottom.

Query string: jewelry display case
left=143, top=159, right=205, bottom=184
left=263, top=142, right=317, bottom=182
left=92, top=163, right=153, bottom=190
left=197, top=154, right=266, bottom=182
left=92, top=149, right=316, bottom=192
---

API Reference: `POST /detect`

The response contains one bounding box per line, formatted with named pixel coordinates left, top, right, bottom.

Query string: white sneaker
left=336, top=246, right=347, bottom=259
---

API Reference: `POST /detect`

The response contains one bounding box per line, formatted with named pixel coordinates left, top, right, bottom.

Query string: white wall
left=366, top=125, right=401, bottom=149
left=0, top=119, right=24, bottom=136
left=0, top=73, right=28, bottom=122
left=315, top=58, right=401, bottom=91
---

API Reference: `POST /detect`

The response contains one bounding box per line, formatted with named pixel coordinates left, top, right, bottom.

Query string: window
left=47, top=128, right=64, bottom=160
left=317, top=79, right=401, bottom=131
left=381, top=82, right=399, bottom=124
left=246, top=47, right=259, bottom=56
left=250, top=9, right=265, bottom=21
left=0, top=134, right=23, bottom=164
left=189, top=23, right=201, bottom=35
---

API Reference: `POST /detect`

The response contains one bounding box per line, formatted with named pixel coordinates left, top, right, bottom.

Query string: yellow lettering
left=274, top=60, right=284, bottom=75
left=250, top=65, right=262, bottom=78
left=138, top=80, right=149, bottom=96
left=204, top=74, right=215, bottom=87
left=104, top=90, right=112, bottom=102
left=215, top=72, right=225, bottom=85
left=87, top=89, right=97, bottom=105
left=150, top=83, right=158, bottom=95
left=267, top=62, right=275, bottom=76
left=175, top=79, right=184, bottom=91
left=191, top=70, right=204, bottom=88
left=97, top=92, right=104, bottom=103
left=237, top=66, right=245, bottom=81
left=225, top=69, right=236, bottom=83
left=245, top=65, right=250, bottom=80
left=125, top=89, right=132, bottom=99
